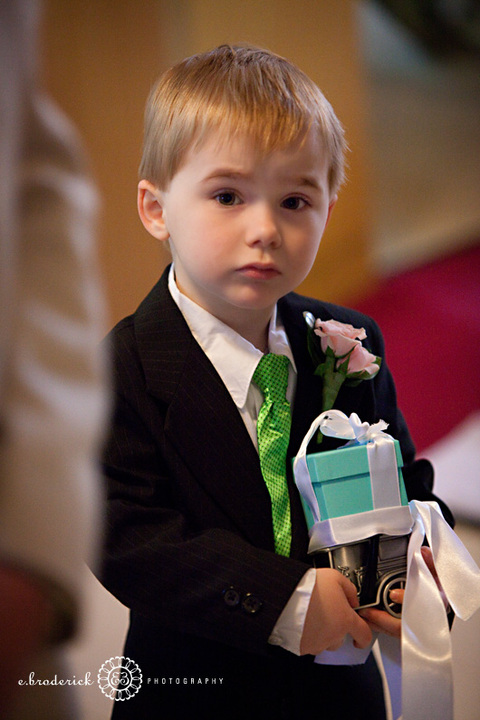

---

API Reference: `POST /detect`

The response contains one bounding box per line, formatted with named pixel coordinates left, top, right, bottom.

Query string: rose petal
left=343, top=344, right=379, bottom=375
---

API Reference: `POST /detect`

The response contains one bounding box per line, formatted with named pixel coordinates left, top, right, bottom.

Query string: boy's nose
left=245, top=203, right=282, bottom=248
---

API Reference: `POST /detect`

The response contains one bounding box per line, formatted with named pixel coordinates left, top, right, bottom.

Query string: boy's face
left=140, top=128, right=335, bottom=336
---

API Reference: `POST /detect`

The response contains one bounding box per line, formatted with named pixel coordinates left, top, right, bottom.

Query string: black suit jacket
left=100, top=267, right=448, bottom=719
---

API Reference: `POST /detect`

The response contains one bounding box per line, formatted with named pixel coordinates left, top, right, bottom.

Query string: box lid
left=306, top=439, right=404, bottom=483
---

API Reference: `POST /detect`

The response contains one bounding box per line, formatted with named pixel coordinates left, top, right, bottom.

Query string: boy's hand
left=299, top=568, right=372, bottom=655
left=358, top=547, right=449, bottom=638
left=358, top=601, right=403, bottom=638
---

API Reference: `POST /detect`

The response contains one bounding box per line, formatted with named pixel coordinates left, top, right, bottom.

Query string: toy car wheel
left=382, top=576, right=406, bottom=618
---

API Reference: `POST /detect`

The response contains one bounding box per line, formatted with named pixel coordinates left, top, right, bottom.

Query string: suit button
left=241, top=593, right=263, bottom=615
left=223, top=586, right=241, bottom=608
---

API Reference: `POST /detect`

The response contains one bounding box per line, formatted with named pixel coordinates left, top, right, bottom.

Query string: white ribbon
left=400, top=500, right=480, bottom=720
left=309, top=505, right=413, bottom=554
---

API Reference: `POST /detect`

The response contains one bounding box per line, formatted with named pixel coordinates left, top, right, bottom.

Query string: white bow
left=318, top=410, right=389, bottom=444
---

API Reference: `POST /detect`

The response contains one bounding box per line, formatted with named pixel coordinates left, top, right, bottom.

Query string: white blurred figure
left=0, top=1, right=108, bottom=717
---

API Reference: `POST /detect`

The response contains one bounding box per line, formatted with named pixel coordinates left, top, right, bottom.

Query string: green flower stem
left=322, top=365, right=346, bottom=412
left=315, top=354, right=347, bottom=442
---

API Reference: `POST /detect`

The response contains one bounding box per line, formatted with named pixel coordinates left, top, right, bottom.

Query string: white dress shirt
left=168, top=266, right=315, bottom=655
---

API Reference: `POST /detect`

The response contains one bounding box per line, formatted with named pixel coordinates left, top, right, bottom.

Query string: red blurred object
left=352, top=243, right=480, bottom=452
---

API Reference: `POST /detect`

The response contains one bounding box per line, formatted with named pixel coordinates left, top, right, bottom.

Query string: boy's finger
left=421, top=546, right=436, bottom=575
left=325, top=638, right=346, bottom=652
left=389, top=588, right=405, bottom=604
left=359, top=607, right=402, bottom=638
left=349, top=610, right=373, bottom=649
left=421, top=546, right=449, bottom=608
left=338, top=573, right=360, bottom=609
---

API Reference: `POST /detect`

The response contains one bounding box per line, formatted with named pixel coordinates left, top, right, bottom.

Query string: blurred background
left=40, top=1, right=479, bottom=718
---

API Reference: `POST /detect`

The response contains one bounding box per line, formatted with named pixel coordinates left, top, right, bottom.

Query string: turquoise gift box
left=299, top=440, right=408, bottom=530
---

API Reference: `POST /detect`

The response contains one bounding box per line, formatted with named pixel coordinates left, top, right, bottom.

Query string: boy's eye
left=215, top=192, right=240, bottom=206
left=282, top=196, right=306, bottom=210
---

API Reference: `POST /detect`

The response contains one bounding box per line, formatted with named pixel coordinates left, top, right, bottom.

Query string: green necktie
left=253, top=353, right=292, bottom=557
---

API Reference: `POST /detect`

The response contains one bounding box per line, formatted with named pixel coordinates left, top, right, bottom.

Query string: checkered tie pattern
left=253, top=353, right=292, bottom=556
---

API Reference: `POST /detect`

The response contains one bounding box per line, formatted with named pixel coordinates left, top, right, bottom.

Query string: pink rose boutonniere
left=304, top=312, right=382, bottom=437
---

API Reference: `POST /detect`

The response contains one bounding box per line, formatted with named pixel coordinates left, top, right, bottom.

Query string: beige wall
left=43, top=0, right=376, bottom=328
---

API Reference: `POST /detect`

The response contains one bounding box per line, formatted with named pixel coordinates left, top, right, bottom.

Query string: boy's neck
left=215, top=307, right=271, bottom=354
left=169, top=267, right=273, bottom=353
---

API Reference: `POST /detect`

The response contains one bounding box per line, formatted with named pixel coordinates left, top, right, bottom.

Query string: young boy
left=100, top=44, right=450, bottom=719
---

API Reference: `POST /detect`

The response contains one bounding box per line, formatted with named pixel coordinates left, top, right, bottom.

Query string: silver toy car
left=312, top=533, right=409, bottom=617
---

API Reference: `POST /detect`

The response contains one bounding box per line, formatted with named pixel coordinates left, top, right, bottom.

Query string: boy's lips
left=237, top=264, right=281, bottom=280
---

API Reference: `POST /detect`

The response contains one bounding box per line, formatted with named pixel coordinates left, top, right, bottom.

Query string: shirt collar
left=168, top=265, right=296, bottom=409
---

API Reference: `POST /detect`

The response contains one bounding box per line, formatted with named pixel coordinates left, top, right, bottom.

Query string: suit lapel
left=135, top=270, right=275, bottom=550
left=279, top=295, right=324, bottom=457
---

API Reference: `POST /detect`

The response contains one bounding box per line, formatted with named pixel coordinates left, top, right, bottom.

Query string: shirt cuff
left=268, top=568, right=316, bottom=655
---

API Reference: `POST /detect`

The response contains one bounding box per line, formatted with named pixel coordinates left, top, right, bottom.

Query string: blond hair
left=139, top=44, right=346, bottom=195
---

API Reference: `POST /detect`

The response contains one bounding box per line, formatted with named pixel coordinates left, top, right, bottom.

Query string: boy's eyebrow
left=294, top=175, right=322, bottom=191
left=201, top=169, right=252, bottom=183
left=202, top=169, right=323, bottom=191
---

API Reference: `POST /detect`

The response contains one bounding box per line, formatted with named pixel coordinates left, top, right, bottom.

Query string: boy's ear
left=326, top=196, right=337, bottom=226
left=137, top=180, right=170, bottom=241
